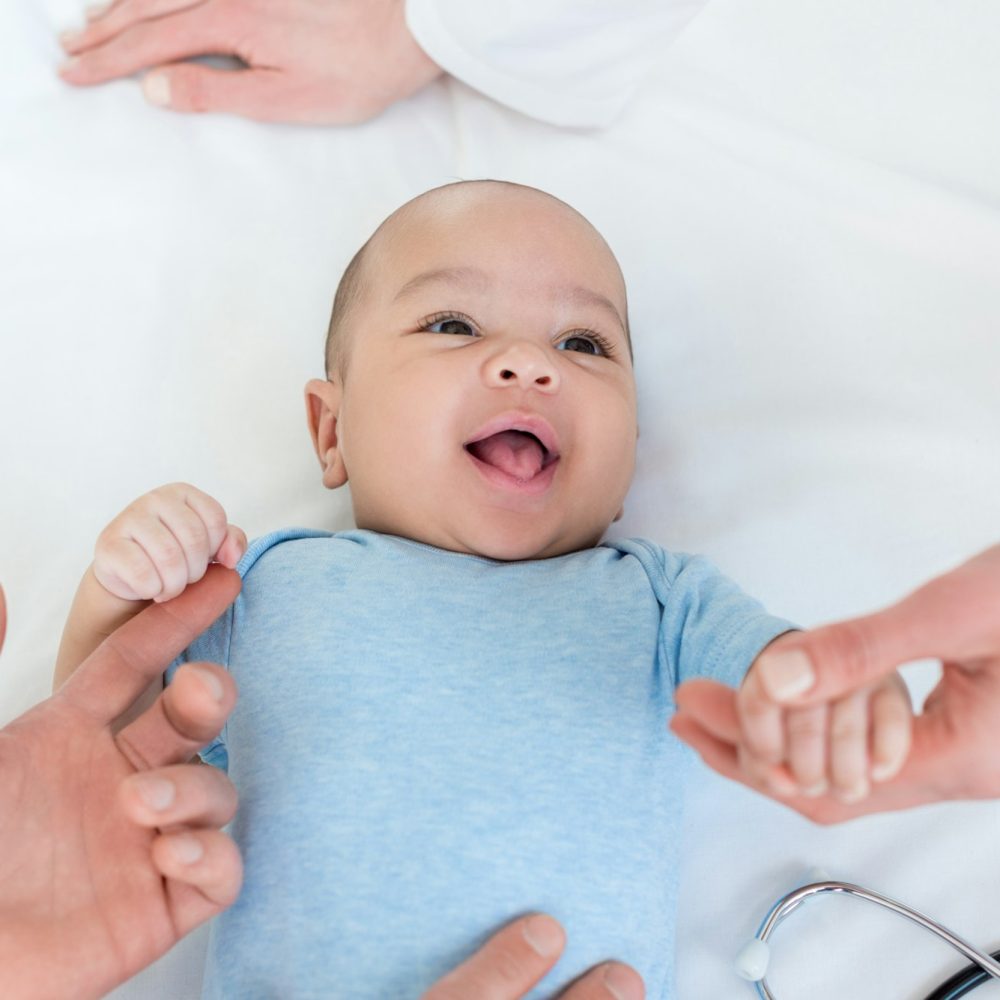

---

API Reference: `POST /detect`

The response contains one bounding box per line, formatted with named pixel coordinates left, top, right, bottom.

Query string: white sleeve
left=404, top=0, right=708, bottom=129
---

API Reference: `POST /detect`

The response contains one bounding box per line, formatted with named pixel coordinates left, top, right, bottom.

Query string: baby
left=55, top=180, right=912, bottom=998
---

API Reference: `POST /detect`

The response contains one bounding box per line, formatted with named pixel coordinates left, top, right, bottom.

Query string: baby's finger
left=785, top=702, right=830, bottom=796
left=829, top=688, right=871, bottom=802
left=214, top=524, right=247, bottom=569
left=870, top=676, right=912, bottom=782
left=736, top=667, right=785, bottom=764
left=177, top=485, right=230, bottom=558
left=127, top=516, right=191, bottom=602
left=157, top=502, right=212, bottom=587
left=95, top=535, right=165, bottom=600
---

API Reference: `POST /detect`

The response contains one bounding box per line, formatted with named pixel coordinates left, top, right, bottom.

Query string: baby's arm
left=736, top=633, right=913, bottom=803
left=53, top=483, right=246, bottom=693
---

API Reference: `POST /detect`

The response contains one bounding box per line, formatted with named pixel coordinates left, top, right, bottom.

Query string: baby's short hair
left=323, top=180, right=631, bottom=380
left=324, top=238, right=371, bottom=380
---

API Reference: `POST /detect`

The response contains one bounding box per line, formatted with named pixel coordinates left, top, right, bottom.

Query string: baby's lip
left=463, top=412, right=561, bottom=463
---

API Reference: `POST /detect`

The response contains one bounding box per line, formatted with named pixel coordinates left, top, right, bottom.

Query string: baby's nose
left=484, top=342, right=560, bottom=393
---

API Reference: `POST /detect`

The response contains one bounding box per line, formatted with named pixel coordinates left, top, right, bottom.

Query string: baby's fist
left=93, top=483, right=247, bottom=603
left=738, top=638, right=913, bottom=803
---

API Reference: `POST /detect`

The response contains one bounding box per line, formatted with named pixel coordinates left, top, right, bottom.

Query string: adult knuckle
left=815, top=618, right=883, bottom=688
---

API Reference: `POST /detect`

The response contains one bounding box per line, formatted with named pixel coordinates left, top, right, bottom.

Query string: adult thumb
left=753, top=609, right=913, bottom=706
left=756, top=544, right=1000, bottom=705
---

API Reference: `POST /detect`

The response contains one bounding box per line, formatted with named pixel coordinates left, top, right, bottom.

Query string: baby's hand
left=93, top=483, right=247, bottom=603
left=737, top=639, right=913, bottom=803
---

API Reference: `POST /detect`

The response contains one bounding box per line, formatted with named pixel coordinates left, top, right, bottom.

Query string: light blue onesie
left=171, top=529, right=795, bottom=999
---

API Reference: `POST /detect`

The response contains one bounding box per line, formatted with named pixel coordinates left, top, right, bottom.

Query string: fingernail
left=768, top=774, right=799, bottom=798
left=801, top=779, right=829, bottom=798
left=137, top=776, right=175, bottom=811
left=143, top=73, right=171, bottom=107
left=86, top=1, right=112, bottom=18
left=59, top=56, right=80, bottom=73
left=59, top=29, right=82, bottom=47
left=758, top=648, right=815, bottom=701
left=170, top=834, right=204, bottom=864
left=190, top=665, right=224, bottom=702
left=522, top=915, right=563, bottom=957
left=603, top=963, right=642, bottom=1000
left=871, top=759, right=902, bottom=782
left=837, top=781, right=869, bottom=804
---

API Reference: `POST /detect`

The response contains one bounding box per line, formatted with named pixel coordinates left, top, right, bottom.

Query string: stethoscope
left=736, top=878, right=1000, bottom=999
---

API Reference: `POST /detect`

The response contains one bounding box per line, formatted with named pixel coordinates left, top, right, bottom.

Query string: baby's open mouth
left=464, top=429, right=557, bottom=481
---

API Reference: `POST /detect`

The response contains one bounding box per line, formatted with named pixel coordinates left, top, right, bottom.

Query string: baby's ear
left=304, top=379, right=348, bottom=489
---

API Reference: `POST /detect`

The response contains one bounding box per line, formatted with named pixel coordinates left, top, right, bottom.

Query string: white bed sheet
left=2, top=1, right=999, bottom=997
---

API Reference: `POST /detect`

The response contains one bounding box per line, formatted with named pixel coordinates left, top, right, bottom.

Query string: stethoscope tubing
left=749, top=881, right=1000, bottom=999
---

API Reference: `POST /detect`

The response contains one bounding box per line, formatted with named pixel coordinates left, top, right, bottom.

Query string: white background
left=2, top=1, right=999, bottom=996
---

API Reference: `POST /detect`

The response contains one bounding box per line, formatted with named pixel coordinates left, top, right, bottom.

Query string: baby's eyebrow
left=393, top=266, right=489, bottom=301
left=393, top=265, right=627, bottom=335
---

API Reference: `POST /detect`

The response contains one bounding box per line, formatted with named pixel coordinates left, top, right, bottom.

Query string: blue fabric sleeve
left=611, top=538, right=799, bottom=690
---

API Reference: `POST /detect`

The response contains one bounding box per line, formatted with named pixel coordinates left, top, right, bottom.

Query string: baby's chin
left=410, top=520, right=611, bottom=562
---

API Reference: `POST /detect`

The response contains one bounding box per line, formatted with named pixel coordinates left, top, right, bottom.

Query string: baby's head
left=306, top=179, right=637, bottom=561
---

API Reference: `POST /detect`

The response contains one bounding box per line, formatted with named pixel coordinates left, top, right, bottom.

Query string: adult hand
left=0, top=565, right=242, bottom=1000
left=423, top=913, right=644, bottom=1000
left=670, top=544, right=1000, bottom=823
left=57, top=0, right=444, bottom=124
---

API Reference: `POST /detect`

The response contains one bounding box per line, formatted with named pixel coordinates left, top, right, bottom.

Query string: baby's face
left=312, top=188, right=637, bottom=561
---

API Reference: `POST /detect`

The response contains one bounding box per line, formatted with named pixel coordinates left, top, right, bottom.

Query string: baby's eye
left=422, top=314, right=477, bottom=337
left=558, top=333, right=612, bottom=357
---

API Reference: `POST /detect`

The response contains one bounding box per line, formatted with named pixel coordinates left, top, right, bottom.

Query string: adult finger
left=674, top=679, right=741, bottom=742
left=140, top=65, right=333, bottom=125
left=58, top=4, right=234, bottom=86
left=60, top=0, right=206, bottom=55
left=59, top=564, right=240, bottom=723
left=120, top=757, right=237, bottom=828
left=669, top=711, right=741, bottom=780
left=151, top=828, right=243, bottom=937
left=754, top=544, right=1000, bottom=706
left=422, top=914, right=566, bottom=1000
left=560, top=963, right=644, bottom=1000
left=115, top=660, right=235, bottom=770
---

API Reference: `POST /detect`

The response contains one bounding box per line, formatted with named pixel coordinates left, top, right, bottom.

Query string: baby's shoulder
left=237, top=527, right=336, bottom=579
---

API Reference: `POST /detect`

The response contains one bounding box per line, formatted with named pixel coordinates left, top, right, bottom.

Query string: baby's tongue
left=468, top=430, right=545, bottom=480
